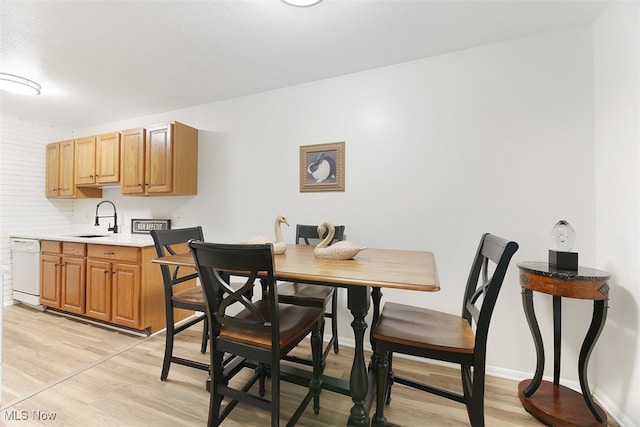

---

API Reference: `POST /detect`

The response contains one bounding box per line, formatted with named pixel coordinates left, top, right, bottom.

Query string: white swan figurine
left=243, top=215, right=290, bottom=254
left=314, top=221, right=367, bottom=260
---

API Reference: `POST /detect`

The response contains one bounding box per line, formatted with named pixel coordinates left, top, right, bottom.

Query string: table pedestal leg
left=368, top=287, right=383, bottom=372
left=347, top=286, right=371, bottom=427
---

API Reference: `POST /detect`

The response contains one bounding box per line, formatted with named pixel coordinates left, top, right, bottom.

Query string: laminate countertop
left=11, top=232, right=154, bottom=247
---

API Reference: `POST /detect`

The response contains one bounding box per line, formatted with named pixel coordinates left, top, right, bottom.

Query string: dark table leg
left=553, top=295, right=562, bottom=385
left=370, top=287, right=382, bottom=351
left=368, top=287, right=383, bottom=370
left=346, top=285, right=371, bottom=427
left=579, top=299, right=608, bottom=423
left=521, top=288, right=545, bottom=397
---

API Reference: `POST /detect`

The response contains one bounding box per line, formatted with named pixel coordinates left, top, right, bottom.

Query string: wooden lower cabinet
left=60, top=255, right=86, bottom=314
left=85, top=258, right=141, bottom=330
left=86, top=259, right=112, bottom=322
left=41, top=241, right=86, bottom=312
left=41, top=240, right=175, bottom=334
left=111, top=263, right=141, bottom=329
left=41, top=252, right=62, bottom=308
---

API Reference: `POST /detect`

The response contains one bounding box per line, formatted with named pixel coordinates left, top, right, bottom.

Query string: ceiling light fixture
left=281, top=0, right=323, bottom=7
left=0, top=72, right=41, bottom=95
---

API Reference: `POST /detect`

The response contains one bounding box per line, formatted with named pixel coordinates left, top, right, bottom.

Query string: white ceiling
left=1, top=0, right=609, bottom=128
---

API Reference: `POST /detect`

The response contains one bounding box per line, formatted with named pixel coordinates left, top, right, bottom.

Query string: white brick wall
left=0, top=114, right=75, bottom=305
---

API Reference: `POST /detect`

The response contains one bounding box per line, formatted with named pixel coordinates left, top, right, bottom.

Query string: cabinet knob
left=104, top=270, right=109, bottom=274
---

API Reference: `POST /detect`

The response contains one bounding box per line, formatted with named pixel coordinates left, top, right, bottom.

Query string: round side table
left=517, top=262, right=610, bottom=427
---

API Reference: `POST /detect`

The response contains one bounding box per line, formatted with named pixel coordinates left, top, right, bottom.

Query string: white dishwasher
left=10, top=238, right=43, bottom=309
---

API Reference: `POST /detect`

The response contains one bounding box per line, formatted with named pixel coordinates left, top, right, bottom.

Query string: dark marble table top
left=517, top=261, right=610, bottom=281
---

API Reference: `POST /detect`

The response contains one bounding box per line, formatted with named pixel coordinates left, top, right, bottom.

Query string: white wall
left=74, top=25, right=597, bottom=386
left=593, top=2, right=640, bottom=426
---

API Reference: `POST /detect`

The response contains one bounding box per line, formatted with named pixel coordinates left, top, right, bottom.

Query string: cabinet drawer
left=63, top=242, right=86, bottom=256
left=87, top=244, right=140, bottom=263
left=41, top=240, right=62, bottom=254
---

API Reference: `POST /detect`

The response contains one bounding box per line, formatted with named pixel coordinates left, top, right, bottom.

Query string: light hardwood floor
left=1, top=304, right=619, bottom=426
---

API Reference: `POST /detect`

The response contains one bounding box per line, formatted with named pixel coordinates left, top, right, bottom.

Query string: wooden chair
left=275, top=224, right=345, bottom=362
left=189, top=241, right=324, bottom=427
left=371, top=233, right=519, bottom=427
left=151, top=227, right=209, bottom=381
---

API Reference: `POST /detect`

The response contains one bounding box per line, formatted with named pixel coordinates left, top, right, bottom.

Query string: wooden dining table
left=153, top=243, right=440, bottom=427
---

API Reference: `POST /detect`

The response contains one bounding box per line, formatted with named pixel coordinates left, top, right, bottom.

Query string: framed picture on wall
left=300, top=141, right=345, bottom=192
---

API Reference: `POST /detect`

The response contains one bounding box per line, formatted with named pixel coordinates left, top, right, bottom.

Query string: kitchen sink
left=72, top=234, right=109, bottom=238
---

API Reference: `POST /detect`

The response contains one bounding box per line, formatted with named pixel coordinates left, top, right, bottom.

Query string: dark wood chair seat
left=277, top=282, right=334, bottom=304
left=221, top=301, right=324, bottom=349
left=171, top=285, right=206, bottom=307
left=373, top=302, right=474, bottom=355
left=372, top=233, right=519, bottom=427
left=172, top=282, right=245, bottom=307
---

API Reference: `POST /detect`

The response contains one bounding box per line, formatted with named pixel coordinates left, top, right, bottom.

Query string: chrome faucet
left=95, top=200, right=118, bottom=234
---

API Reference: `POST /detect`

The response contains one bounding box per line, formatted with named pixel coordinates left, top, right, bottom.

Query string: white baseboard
left=592, top=387, right=634, bottom=427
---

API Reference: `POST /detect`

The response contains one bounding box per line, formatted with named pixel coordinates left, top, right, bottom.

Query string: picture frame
left=300, top=141, right=345, bottom=192
left=131, top=219, right=171, bottom=234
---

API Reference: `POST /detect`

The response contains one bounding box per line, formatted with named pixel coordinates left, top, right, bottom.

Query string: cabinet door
left=120, top=128, right=146, bottom=195
left=61, top=256, right=86, bottom=314
left=111, top=263, right=141, bottom=329
left=146, top=124, right=173, bottom=194
left=45, top=143, right=60, bottom=197
left=75, top=136, right=96, bottom=185
left=40, top=254, right=61, bottom=308
left=58, top=140, right=76, bottom=197
left=96, top=132, right=120, bottom=185
left=86, top=259, right=112, bottom=321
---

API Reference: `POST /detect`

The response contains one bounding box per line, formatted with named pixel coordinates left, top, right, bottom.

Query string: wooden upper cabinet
left=75, top=136, right=97, bottom=185
left=45, top=143, right=60, bottom=198
left=58, top=139, right=76, bottom=197
left=96, top=132, right=120, bottom=184
left=121, top=122, right=198, bottom=196
left=120, top=128, right=146, bottom=195
left=46, top=121, right=196, bottom=198
left=146, top=124, right=173, bottom=194
left=46, top=140, right=101, bottom=198
left=75, top=132, right=120, bottom=186
left=46, top=139, right=101, bottom=199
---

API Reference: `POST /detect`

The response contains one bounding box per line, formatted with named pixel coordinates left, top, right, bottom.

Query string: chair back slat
left=151, top=227, right=204, bottom=294
left=296, top=224, right=345, bottom=245
left=216, top=270, right=266, bottom=327
left=461, top=233, right=519, bottom=347
left=189, top=241, right=277, bottom=335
